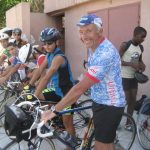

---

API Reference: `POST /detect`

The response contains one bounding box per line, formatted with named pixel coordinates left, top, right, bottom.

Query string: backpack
left=122, top=40, right=144, bottom=62
left=4, top=105, right=36, bottom=142
left=123, top=40, right=144, bottom=53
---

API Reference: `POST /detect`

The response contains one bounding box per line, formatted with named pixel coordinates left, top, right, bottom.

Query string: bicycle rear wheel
left=115, top=113, right=136, bottom=150
left=2, top=137, right=55, bottom=150
left=137, top=100, right=150, bottom=150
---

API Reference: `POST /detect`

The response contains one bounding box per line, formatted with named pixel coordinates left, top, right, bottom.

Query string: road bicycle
left=36, top=103, right=136, bottom=150
left=137, top=97, right=150, bottom=149
left=0, top=93, right=93, bottom=150
left=1, top=98, right=136, bottom=150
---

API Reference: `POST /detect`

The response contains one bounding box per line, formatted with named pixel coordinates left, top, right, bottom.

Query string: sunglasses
left=44, top=41, right=54, bottom=45
left=13, top=34, right=21, bottom=36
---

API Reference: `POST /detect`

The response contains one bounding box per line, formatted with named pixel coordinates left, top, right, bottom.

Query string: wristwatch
left=50, top=105, right=59, bottom=115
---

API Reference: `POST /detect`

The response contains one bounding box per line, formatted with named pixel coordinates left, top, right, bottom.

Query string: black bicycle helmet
left=40, top=27, right=61, bottom=42
left=134, top=71, right=149, bottom=84
left=12, top=28, right=22, bottom=35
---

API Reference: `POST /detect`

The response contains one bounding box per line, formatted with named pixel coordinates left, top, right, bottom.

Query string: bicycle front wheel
left=1, top=137, right=55, bottom=150
left=137, top=100, right=150, bottom=150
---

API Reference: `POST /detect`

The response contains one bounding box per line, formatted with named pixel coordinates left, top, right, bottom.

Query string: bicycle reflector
left=134, top=71, right=149, bottom=84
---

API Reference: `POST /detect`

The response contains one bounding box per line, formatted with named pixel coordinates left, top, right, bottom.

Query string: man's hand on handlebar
left=41, top=109, right=56, bottom=124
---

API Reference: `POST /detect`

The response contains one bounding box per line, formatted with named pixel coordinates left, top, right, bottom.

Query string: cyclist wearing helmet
left=12, top=28, right=27, bottom=48
left=0, top=43, right=41, bottom=84
left=0, top=27, right=13, bottom=38
left=28, top=27, right=76, bottom=142
left=0, top=32, right=11, bottom=66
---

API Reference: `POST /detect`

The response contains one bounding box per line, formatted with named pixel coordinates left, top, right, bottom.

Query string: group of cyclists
left=0, top=26, right=78, bottom=150
left=0, top=13, right=146, bottom=150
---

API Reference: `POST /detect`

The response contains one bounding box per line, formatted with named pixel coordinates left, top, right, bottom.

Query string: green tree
left=0, top=0, right=44, bottom=29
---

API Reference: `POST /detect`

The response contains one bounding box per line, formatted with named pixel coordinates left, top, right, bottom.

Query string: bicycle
left=137, top=97, right=150, bottom=149
left=0, top=94, right=93, bottom=150
left=36, top=103, right=136, bottom=150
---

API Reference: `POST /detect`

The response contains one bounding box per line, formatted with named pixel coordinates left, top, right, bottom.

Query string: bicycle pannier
left=4, top=105, right=36, bottom=142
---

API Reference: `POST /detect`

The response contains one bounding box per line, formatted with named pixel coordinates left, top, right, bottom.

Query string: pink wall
left=138, top=0, right=150, bottom=98
left=30, top=13, right=57, bottom=45
left=6, top=3, right=58, bottom=45
left=59, top=0, right=150, bottom=97
left=6, top=2, right=30, bottom=36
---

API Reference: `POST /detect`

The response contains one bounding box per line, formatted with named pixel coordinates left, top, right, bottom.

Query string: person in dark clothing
left=119, top=26, right=147, bottom=130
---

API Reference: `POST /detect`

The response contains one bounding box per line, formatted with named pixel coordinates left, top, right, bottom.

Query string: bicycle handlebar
left=37, top=121, right=53, bottom=138
left=15, top=100, right=92, bottom=139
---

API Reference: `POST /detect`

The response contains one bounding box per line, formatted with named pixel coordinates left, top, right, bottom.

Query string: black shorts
left=43, top=89, right=75, bottom=115
left=43, top=89, right=61, bottom=103
left=92, top=102, right=124, bottom=143
left=122, top=78, right=138, bottom=91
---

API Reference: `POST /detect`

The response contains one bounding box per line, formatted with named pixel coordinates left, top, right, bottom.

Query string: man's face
left=79, top=24, right=103, bottom=50
left=0, top=39, right=9, bottom=48
left=43, top=41, right=56, bottom=53
left=134, top=32, right=147, bottom=44
left=13, top=33, right=21, bottom=41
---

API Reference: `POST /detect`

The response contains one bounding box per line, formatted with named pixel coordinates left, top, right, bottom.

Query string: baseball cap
left=77, top=14, right=103, bottom=28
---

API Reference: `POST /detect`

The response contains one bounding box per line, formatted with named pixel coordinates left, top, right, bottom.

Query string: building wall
left=44, top=0, right=93, bottom=13
left=30, top=13, right=57, bottom=45
left=6, top=2, right=30, bottom=36
left=6, top=3, right=58, bottom=45
left=138, top=0, right=150, bottom=97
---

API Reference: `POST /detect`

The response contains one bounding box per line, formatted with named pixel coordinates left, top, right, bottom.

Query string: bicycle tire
left=73, top=99, right=93, bottom=139
left=87, top=113, right=136, bottom=150
left=2, top=137, right=55, bottom=150
left=137, top=100, right=150, bottom=150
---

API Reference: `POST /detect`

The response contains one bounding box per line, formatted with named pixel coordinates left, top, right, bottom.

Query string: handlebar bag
left=4, top=105, right=36, bottom=142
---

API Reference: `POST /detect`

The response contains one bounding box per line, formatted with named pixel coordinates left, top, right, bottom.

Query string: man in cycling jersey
left=41, top=14, right=126, bottom=150
left=28, top=27, right=76, bottom=146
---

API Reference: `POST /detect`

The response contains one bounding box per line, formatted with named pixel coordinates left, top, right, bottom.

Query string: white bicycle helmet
left=18, top=43, right=33, bottom=63
left=0, top=32, right=9, bottom=40
left=0, top=27, right=13, bottom=37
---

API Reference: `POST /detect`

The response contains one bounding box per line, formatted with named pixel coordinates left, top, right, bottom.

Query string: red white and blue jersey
left=86, top=37, right=126, bottom=107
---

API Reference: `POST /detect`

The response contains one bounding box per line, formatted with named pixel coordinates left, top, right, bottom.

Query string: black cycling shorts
left=122, top=78, right=138, bottom=91
left=92, top=102, right=124, bottom=143
left=42, top=88, right=75, bottom=115
left=43, top=89, right=61, bottom=103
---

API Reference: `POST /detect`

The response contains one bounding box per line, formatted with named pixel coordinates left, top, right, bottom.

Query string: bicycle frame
left=37, top=104, right=93, bottom=150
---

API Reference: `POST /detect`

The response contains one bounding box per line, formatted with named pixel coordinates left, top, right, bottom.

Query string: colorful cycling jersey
left=86, top=37, right=126, bottom=107
left=47, top=48, right=74, bottom=97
